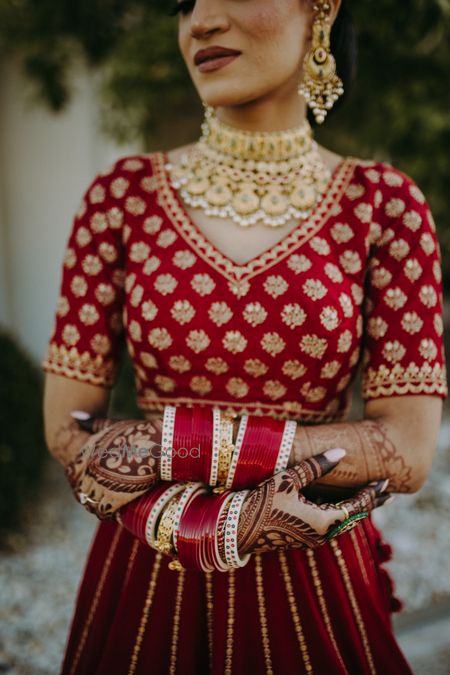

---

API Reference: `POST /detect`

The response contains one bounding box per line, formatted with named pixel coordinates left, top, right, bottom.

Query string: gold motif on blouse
left=205, top=357, right=229, bottom=375
left=154, top=273, right=178, bottom=295
left=325, top=263, right=344, bottom=283
left=354, top=203, right=373, bottom=223
left=263, top=380, right=287, bottom=400
left=56, top=296, right=70, bottom=316
left=226, top=378, right=249, bottom=398
left=191, top=273, right=216, bottom=296
left=339, top=250, right=362, bottom=274
left=303, top=279, right=327, bottom=301
left=129, top=320, right=142, bottom=342
left=384, top=288, right=407, bottom=310
left=155, top=375, right=177, bottom=393
left=157, top=229, right=178, bottom=248
left=282, top=360, right=307, bottom=379
left=144, top=215, right=163, bottom=234
left=337, top=330, right=352, bottom=353
left=245, top=359, right=269, bottom=378
left=143, top=257, right=161, bottom=275
left=130, top=242, right=151, bottom=263
left=419, top=338, right=438, bottom=361
left=209, top=302, right=233, bottom=326
left=263, top=275, right=289, bottom=298
left=89, top=185, right=106, bottom=204
left=149, top=327, right=172, bottom=350
left=110, top=177, right=130, bottom=199
left=125, top=196, right=146, bottom=215
left=261, top=332, right=286, bottom=356
left=382, top=340, right=406, bottom=363
left=281, top=304, right=307, bottom=329
left=385, top=198, right=406, bottom=218
left=223, top=331, right=248, bottom=354
left=388, top=239, right=410, bottom=261
left=287, top=254, right=312, bottom=274
left=171, top=300, right=196, bottom=325
left=169, top=355, right=191, bottom=372
left=62, top=324, right=80, bottom=346
left=141, top=352, right=159, bottom=369
left=190, top=376, right=213, bottom=395
left=401, top=312, right=423, bottom=335
left=242, top=302, right=268, bottom=327
left=419, top=285, right=438, bottom=308
left=172, top=250, right=197, bottom=269
left=79, top=304, right=99, bottom=326
left=331, top=222, right=354, bottom=244
left=300, top=335, right=328, bottom=359
left=320, top=307, right=340, bottom=331
left=320, top=360, right=341, bottom=379
left=141, top=300, right=158, bottom=322
left=186, top=329, right=210, bottom=353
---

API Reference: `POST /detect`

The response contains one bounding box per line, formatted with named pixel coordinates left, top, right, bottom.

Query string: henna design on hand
left=236, top=453, right=389, bottom=556
left=64, top=419, right=163, bottom=520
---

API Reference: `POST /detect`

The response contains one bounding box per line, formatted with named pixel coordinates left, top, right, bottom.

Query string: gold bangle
left=213, top=414, right=235, bottom=493
left=154, top=493, right=182, bottom=556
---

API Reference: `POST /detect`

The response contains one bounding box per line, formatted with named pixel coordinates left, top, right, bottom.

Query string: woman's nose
left=190, top=1, right=230, bottom=40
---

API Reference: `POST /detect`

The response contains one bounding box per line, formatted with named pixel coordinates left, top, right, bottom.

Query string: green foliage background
left=1, top=0, right=449, bottom=280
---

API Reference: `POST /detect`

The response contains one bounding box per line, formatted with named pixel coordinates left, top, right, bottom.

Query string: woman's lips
left=197, top=54, right=240, bottom=73
left=194, top=47, right=241, bottom=73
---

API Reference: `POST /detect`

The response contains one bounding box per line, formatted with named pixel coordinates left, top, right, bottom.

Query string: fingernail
left=383, top=495, right=396, bottom=506
left=380, top=479, right=390, bottom=493
left=324, top=448, right=346, bottom=462
left=71, top=410, right=91, bottom=420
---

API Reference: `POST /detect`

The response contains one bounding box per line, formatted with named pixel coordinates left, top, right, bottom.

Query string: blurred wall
left=0, top=58, right=139, bottom=364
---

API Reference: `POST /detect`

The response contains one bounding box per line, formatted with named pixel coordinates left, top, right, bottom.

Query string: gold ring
left=336, top=501, right=349, bottom=520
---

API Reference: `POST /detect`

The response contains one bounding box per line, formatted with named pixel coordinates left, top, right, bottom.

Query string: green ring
left=324, top=511, right=369, bottom=541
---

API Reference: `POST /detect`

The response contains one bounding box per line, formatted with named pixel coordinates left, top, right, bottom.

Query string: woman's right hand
left=237, top=448, right=392, bottom=556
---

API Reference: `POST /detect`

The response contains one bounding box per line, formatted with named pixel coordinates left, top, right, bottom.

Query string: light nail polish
left=323, top=448, right=346, bottom=462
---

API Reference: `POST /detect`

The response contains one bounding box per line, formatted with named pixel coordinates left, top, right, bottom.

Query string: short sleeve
left=361, top=166, right=448, bottom=401
left=41, top=162, right=127, bottom=387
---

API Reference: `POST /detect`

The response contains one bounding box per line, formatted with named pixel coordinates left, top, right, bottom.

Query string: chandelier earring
left=298, top=1, right=344, bottom=125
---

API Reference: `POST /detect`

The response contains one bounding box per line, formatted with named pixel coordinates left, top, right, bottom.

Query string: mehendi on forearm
left=289, top=418, right=413, bottom=493
left=51, top=419, right=92, bottom=468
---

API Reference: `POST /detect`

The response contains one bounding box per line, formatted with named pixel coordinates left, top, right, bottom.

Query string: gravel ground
left=1, top=420, right=450, bottom=675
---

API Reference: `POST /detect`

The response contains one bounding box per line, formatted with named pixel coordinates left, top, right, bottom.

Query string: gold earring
left=298, top=1, right=344, bottom=125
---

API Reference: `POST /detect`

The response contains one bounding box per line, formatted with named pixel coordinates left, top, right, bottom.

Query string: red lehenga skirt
left=59, top=513, right=412, bottom=675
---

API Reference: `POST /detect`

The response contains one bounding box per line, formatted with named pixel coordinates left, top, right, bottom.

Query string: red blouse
left=41, top=153, right=448, bottom=423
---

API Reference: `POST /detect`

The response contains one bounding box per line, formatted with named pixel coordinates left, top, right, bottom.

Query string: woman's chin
left=196, top=83, right=264, bottom=110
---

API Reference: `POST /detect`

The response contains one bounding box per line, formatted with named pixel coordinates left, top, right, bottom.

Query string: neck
left=214, top=92, right=308, bottom=133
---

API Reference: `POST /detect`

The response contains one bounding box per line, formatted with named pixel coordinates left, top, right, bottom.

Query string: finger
left=367, top=478, right=390, bottom=496
left=374, top=494, right=395, bottom=508
left=286, top=448, right=346, bottom=489
left=343, top=481, right=387, bottom=516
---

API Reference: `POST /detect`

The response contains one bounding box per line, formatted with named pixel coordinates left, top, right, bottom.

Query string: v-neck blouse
left=41, top=152, right=448, bottom=423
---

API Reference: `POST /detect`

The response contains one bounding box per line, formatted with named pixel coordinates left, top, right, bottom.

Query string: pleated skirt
left=60, top=514, right=413, bottom=675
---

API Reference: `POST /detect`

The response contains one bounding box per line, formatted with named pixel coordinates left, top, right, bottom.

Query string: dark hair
left=308, top=1, right=358, bottom=126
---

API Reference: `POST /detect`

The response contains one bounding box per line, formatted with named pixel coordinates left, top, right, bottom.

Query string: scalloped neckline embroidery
left=151, top=151, right=356, bottom=284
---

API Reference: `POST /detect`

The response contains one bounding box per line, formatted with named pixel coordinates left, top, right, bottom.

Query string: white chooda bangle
left=274, top=419, right=298, bottom=473
left=223, top=490, right=251, bottom=568
left=160, top=405, right=177, bottom=481
left=209, top=407, right=222, bottom=487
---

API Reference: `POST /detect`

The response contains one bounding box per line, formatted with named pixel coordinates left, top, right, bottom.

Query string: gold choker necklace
left=166, top=106, right=332, bottom=228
